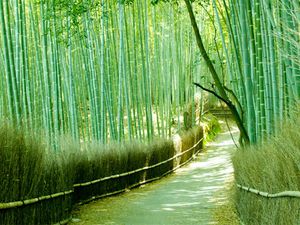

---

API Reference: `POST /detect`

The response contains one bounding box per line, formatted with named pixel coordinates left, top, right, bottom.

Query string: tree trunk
left=184, top=0, right=250, bottom=145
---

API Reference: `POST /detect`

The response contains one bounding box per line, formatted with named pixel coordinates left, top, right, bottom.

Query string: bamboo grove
left=218, top=0, right=299, bottom=143
left=0, top=0, right=216, bottom=144
left=185, top=0, right=299, bottom=143
left=0, top=0, right=299, bottom=145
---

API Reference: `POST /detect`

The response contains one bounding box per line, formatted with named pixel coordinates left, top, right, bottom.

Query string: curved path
left=70, top=120, right=239, bottom=225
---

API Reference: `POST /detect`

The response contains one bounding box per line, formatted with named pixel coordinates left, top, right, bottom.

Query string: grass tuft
left=202, top=113, right=221, bottom=143
left=0, top=121, right=72, bottom=225
left=232, top=107, right=300, bottom=225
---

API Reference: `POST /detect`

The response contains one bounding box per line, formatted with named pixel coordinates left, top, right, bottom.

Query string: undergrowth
left=179, top=126, right=203, bottom=163
left=232, top=107, right=300, bottom=225
left=0, top=122, right=72, bottom=224
left=202, top=113, right=221, bottom=143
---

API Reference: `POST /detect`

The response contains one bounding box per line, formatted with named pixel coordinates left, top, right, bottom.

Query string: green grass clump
left=232, top=108, right=300, bottom=225
left=202, top=113, right=221, bottom=143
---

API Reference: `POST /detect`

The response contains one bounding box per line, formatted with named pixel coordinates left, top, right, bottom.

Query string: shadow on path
left=70, top=120, right=239, bottom=225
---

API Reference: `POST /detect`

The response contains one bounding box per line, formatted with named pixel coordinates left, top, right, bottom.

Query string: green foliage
left=232, top=106, right=300, bottom=224
left=202, top=113, right=221, bottom=143
left=0, top=0, right=208, bottom=144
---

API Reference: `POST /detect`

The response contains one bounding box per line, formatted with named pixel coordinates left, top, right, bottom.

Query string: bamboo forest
left=0, top=0, right=299, bottom=224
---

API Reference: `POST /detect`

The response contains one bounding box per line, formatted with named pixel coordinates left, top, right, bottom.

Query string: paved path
left=70, top=120, right=239, bottom=225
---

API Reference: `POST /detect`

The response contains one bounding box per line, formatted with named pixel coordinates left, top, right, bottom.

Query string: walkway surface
left=70, top=120, right=239, bottom=225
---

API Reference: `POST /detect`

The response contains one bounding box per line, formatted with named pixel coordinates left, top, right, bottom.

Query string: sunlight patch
left=163, top=202, right=201, bottom=207
left=207, top=139, right=235, bottom=147
left=161, top=207, right=175, bottom=211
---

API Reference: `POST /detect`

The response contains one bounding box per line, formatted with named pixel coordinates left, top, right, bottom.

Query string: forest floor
left=70, top=119, right=239, bottom=225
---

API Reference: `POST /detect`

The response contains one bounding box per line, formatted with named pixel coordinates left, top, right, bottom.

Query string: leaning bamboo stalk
left=224, top=0, right=247, bottom=112
left=184, top=0, right=250, bottom=144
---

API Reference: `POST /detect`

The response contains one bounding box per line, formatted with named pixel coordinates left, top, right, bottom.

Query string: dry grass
left=0, top=121, right=72, bottom=225
left=232, top=107, right=300, bottom=225
left=0, top=118, right=208, bottom=224
left=213, top=186, right=240, bottom=225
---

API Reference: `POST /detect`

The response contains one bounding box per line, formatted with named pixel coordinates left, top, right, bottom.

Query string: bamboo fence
left=0, top=131, right=203, bottom=225
left=237, top=184, right=300, bottom=198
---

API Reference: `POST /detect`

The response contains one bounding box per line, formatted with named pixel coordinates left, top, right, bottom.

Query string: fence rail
left=74, top=137, right=203, bottom=188
left=0, top=137, right=203, bottom=211
left=77, top=137, right=203, bottom=205
left=0, top=190, right=73, bottom=210
left=237, top=184, right=300, bottom=198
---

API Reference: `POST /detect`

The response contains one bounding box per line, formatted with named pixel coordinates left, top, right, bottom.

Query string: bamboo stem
left=184, top=0, right=250, bottom=145
left=237, top=184, right=300, bottom=198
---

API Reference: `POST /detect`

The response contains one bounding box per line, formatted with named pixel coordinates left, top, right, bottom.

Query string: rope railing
left=0, top=190, right=73, bottom=210
left=236, top=184, right=300, bottom=198
left=0, top=136, right=203, bottom=210
left=78, top=138, right=204, bottom=205
left=74, top=137, right=203, bottom=188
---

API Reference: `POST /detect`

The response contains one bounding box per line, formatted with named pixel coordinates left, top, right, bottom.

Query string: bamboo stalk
left=237, top=184, right=300, bottom=198
left=183, top=0, right=250, bottom=145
